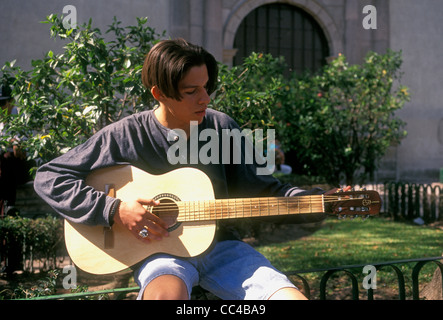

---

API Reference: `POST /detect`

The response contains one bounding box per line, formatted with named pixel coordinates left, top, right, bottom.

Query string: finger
left=324, top=188, right=339, bottom=195
left=135, top=223, right=167, bottom=243
left=136, top=228, right=152, bottom=243
left=137, top=198, right=160, bottom=206
left=142, top=217, right=169, bottom=238
left=136, top=198, right=169, bottom=228
left=143, top=210, right=170, bottom=231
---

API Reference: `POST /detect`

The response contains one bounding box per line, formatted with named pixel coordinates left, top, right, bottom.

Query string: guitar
left=64, top=165, right=381, bottom=274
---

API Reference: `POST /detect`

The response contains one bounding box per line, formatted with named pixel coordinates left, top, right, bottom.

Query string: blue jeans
left=135, top=240, right=296, bottom=300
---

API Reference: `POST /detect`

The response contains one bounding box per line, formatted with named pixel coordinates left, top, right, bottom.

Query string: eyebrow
left=180, top=82, right=209, bottom=90
left=182, top=85, right=200, bottom=89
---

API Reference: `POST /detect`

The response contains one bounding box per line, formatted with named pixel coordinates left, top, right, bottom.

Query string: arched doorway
left=233, top=3, right=330, bottom=74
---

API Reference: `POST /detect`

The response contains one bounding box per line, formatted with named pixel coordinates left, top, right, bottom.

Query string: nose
left=199, top=89, right=211, bottom=105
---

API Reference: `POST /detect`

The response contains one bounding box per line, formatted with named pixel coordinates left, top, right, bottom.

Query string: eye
left=185, top=89, right=197, bottom=95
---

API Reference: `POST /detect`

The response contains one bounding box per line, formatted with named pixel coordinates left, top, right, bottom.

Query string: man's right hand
left=114, top=198, right=169, bottom=243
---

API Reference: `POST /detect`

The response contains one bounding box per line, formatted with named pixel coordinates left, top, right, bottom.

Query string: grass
left=256, top=216, right=443, bottom=299
left=2, top=216, right=441, bottom=300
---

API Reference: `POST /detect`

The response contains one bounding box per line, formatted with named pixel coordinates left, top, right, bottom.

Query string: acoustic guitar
left=64, top=165, right=381, bottom=274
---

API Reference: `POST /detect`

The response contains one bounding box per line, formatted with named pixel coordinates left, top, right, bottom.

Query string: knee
left=146, top=289, right=188, bottom=300
left=143, top=275, right=189, bottom=300
left=268, top=287, right=308, bottom=300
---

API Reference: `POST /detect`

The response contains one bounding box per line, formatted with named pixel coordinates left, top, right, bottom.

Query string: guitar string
left=150, top=196, right=368, bottom=210
left=150, top=196, right=375, bottom=221
left=150, top=196, right=370, bottom=212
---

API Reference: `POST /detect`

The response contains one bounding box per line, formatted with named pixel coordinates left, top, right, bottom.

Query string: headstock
left=326, top=189, right=381, bottom=219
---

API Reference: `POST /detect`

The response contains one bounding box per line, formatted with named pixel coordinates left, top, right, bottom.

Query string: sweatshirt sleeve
left=33, top=119, right=139, bottom=227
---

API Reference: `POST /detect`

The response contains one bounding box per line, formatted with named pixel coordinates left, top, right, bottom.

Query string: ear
left=151, top=86, right=165, bottom=102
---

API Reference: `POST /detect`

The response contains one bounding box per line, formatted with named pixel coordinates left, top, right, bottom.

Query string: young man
left=35, top=39, right=323, bottom=300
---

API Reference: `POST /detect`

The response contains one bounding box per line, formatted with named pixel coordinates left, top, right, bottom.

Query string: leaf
left=123, top=58, right=131, bottom=69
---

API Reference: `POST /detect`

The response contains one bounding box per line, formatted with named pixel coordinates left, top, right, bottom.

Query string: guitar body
left=64, top=165, right=217, bottom=275
left=64, top=165, right=381, bottom=275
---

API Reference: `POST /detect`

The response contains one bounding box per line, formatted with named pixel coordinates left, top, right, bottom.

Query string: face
left=154, top=64, right=211, bottom=132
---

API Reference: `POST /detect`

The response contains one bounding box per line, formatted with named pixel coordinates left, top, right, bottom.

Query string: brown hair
left=142, top=38, right=218, bottom=101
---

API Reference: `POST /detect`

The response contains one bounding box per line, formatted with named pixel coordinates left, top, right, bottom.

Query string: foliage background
left=1, top=15, right=162, bottom=165
left=0, top=216, right=63, bottom=271
left=1, top=16, right=409, bottom=185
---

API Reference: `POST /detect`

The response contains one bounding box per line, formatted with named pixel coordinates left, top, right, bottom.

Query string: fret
left=228, top=199, right=231, bottom=219
left=322, top=194, right=325, bottom=213
left=257, top=199, right=260, bottom=217
left=227, top=198, right=230, bottom=220
left=225, top=199, right=229, bottom=219
left=220, top=199, right=223, bottom=220
left=186, top=200, right=189, bottom=222
left=202, top=200, right=205, bottom=221
left=256, top=200, right=259, bottom=217
left=177, top=195, right=328, bottom=223
left=227, top=199, right=230, bottom=218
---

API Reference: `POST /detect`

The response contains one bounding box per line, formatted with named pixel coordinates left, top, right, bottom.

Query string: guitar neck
left=175, top=195, right=325, bottom=222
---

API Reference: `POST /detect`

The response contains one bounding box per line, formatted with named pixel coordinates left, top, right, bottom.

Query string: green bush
left=0, top=216, right=63, bottom=272
left=278, top=51, right=409, bottom=185
left=1, top=16, right=409, bottom=185
left=213, top=50, right=409, bottom=185
left=212, top=52, right=286, bottom=131
left=1, top=15, right=163, bottom=167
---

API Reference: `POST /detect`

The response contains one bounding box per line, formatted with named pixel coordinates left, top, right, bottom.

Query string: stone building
left=1, top=0, right=442, bottom=182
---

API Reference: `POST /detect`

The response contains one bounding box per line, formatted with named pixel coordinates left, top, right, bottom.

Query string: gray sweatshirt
left=34, top=109, right=316, bottom=238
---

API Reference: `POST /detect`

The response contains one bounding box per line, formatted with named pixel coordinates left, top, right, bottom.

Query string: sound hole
left=151, top=195, right=181, bottom=232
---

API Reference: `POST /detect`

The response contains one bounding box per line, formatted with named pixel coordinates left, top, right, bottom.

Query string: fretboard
left=175, top=195, right=325, bottom=222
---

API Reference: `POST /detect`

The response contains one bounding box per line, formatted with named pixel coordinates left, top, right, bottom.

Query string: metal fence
left=288, top=256, right=442, bottom=300
left=21, top=256, right=442, bottom=300
left=383, top=182, right=443, bottom=223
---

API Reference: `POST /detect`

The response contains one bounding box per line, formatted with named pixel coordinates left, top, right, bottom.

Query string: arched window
left=233, top=3, right=330, bottom=74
